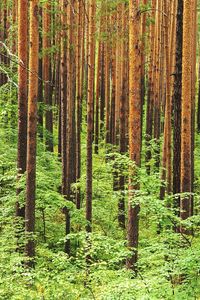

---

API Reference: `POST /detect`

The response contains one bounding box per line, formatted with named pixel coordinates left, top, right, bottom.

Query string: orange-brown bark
left=180, top=0, right=193, bottom=224
left=127, top=0, right=142, bottom=270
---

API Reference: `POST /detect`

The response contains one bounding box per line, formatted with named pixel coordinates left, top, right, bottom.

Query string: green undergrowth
left=1, top=88, right=200, bottom=299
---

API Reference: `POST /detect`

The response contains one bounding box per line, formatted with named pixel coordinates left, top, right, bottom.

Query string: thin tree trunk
left=118, top=3, right=127, bottom=229
left=145, top=0, right=156, bottom=174
left=110, top=14, right=116, bottom=145
left=86, top=0, right=96, bottom=233
left=100, top=44, right=105, bottom=139
left=115, top=5, right=122, bottom=144
left=43, top=2, right=53, bottom=152
left=160, top=0, right=172, bottom=199
left=141, top=0, right=147, bottom=141
left=197, top=61, right=200, bottom=133
left=38, top=7, right=43, bottom=140
left=16, top=0, right=28, bottom=219
left=153, top=0, right=162, bottom=170
left=105, top=11, right=111, bottom=145
left=190, top=0, right=197, bottom=218
left=94, top=35, right=102, bottom=154
left=76, top=0, right=83, bottom=209
left=25, top=0, right=39, bottom=264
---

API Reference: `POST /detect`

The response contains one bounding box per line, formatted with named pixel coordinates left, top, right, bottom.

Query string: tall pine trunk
left=180, top=0, right=193, bottom=227
left=127, top=0, right=142, bottom=271
left=172, top=0, right=183, bottom=215
left=86, top=0, right=96, bottom=233
left=25, top=0, right=39, bottom=264
left=16, top=0, right=28, bottom=219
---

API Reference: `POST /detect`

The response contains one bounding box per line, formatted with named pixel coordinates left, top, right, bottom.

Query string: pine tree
left=16, top=0, right=28, bottom=218
left=86, top=0, right=96, bottom=233
left=127, top=0, right=142, bottom=270
left=172, top=0, right=183, bottom=214
left=25, top=0, right=39, bottom=263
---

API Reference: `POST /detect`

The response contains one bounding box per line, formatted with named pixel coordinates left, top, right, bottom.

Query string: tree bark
left=86, top=0, right=96, bottom=233
left=172, top=0, right=183, bottom=215
left=25, top=0, right=39, bottom=264
left=180, top=0, right=193, bottom=226
left=127, top=0, right=141, bottom=271
left=16, top=0, right=28, bottom=219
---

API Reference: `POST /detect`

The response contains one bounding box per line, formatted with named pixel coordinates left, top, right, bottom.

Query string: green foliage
left=1, top=120, right=200, bottom=299
left=1, top=78, right=200, bottom=299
